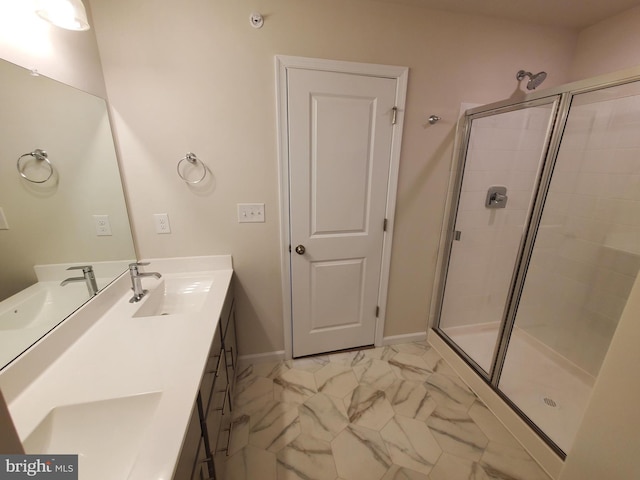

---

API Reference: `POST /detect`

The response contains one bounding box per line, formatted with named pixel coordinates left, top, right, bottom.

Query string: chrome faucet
left=61, top=265, right=99, bottom=297
left=129, top=262, right=162, bottom=303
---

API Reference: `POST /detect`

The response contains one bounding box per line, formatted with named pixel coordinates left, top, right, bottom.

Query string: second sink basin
left=133, top=273, right=214, bottom=317
left=23, top=392, right=162, bottom=480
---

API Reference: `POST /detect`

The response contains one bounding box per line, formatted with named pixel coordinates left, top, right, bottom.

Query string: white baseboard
left=382, top=331, right=427, bottom=346
left=238, top=334, right=427, bottom=368
left=237, top=350, right=286, bottom=368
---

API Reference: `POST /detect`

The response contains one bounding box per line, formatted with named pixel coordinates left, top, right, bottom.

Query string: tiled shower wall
left=517, top=90, right=640, bottom=376
left=440, top=106, right=552, bottom=329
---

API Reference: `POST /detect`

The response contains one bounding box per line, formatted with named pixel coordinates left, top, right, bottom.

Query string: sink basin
left=23, top=392, right=162, bottom=480
left=133, top=273, right=214, bottom=317
left=0, top=282, right=89, bottom=331
left=0, top=289, right=49, bottom=330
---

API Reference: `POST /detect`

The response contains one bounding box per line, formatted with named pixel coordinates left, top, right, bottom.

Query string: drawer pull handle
left=216, top=426, right=233, bottom=456
left=226, top=346, right=234, bottom=370
left=225, top=424, right=233, bottom=456
left=206, top=354, right=221, bottom=374
left=206, top=355, right=222, bottom=375
left=215, top=384, right=230, bottom=412
left=214, top=349, right=224, bottom=377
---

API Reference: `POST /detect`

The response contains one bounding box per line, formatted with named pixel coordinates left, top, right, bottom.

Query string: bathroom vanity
left=175, top=268, right=237, bottom=480
left=0, top=255, right=235, bottom=480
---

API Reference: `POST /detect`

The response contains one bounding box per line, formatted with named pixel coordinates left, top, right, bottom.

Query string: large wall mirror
left=0, top=58, right=136, bottom=370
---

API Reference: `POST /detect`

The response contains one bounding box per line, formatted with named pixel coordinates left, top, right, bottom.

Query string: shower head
left=516, top=70, right=547, bottom=90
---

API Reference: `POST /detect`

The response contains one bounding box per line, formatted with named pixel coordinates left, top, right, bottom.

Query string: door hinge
left=454, top=230, right=462, bottom=241
left=391, top=107, right=398, bottom=125
left=376, top=306, right=380, bottom=317
left=383, top=218, right=388, bottom=232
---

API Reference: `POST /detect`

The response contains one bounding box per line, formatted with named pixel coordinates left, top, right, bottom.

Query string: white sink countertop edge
left=2, top=255, right=233, bottom=480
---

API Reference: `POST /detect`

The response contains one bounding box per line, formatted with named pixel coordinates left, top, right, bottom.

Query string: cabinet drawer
left=219, top=280, right=234, bottom=339
left=191, top=437, right=209, bottom=480
left=173, top=402, right=202, bottom=480
left=205, top=353, right=228, bottom=451
left=191, top=461, right=209, bottom=480
left=213, top=449, right=228, bottom=480
left=224, top=306, right=238, bottom=403
left=213, top=395, right=232, bottom=480
left=201, top=326, right=223, bottom=412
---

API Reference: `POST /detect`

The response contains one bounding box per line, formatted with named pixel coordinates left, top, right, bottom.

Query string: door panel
left=288, top=68, right=396, bottom=357
left=438, top=103, right=556, bottom=374
left=312, top=94, right=374, bottom=234
left=310, top=258, right=365, bottom=330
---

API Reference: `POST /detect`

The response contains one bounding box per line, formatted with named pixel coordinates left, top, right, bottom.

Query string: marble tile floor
left=225, top=341, right=552, bottom=480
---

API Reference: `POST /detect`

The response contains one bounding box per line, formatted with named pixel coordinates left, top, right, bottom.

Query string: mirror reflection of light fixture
left=34, top=0, right=90, bottom=31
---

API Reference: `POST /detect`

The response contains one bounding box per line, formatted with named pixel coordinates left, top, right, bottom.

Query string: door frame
left=275, top=55, right=408, bottom=359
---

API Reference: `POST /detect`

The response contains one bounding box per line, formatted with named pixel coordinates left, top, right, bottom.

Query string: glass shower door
left=499, top=80, right=640, bottom=454
left=438, top=101, right=557, bottom=374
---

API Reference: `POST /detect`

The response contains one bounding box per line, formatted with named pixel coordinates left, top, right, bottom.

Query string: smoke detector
left=249, top=12, right=264, bottom=29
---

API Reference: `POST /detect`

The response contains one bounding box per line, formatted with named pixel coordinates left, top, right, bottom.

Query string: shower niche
left=433, top=76, right=640, bottom=458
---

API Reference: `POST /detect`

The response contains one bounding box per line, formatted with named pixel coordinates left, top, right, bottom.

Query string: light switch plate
left=237, top=203, right=265, bottom=223
left=93, top=214, right=112, bottom=236
left=154, top=213, right=171, bottom=234
left=0, top=207, right=8, bottom=230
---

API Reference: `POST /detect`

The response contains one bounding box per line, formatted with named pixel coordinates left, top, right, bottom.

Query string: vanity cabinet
left=221, top=283, right=238, bottom=405
left=173, top=401, right=204, bottom=479
left=173, top=280, right=236, bottom=480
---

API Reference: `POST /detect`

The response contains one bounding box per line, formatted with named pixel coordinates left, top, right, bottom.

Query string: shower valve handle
left=491, top=192, right=507, bottom=203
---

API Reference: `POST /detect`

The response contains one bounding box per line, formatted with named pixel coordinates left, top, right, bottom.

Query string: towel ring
left=177, top=152, right=207, bottom=184
left=17, top=149, right=54, bottom=183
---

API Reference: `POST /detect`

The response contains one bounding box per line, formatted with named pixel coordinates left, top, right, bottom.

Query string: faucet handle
left=67, top=265, right=94, bottom=273
left=129, top=262, right=150, bottom=273
left=129, top=262, right=150, bottom=268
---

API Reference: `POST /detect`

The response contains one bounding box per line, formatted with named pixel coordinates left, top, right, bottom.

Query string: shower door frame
left=432, top=67, right=640, bottom=459
left=433, top=96, right=564, bottom=383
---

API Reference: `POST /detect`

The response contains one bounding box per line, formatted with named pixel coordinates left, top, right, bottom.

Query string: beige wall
left=0, top=0, right=105, bottom=96
left=88, top=0, right=576, bottom=355
left=570, top=5, right=640, bottom=81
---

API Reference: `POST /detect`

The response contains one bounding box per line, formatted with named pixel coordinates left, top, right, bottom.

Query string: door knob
left=295, top=245, right=306, bottom=255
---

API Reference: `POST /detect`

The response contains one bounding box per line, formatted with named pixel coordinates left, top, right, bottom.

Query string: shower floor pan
left=443, top=323, right=594, bottom=453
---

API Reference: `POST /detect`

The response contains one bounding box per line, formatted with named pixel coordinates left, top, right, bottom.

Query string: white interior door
left=287, top=67, right=398, bottom=357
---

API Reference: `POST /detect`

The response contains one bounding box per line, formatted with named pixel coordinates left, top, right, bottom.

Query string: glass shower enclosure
left=433, top=75, right=640, bottom=456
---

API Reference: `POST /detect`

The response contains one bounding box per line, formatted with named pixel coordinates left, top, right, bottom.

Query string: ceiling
left=373, top=0, right=640, bottom=29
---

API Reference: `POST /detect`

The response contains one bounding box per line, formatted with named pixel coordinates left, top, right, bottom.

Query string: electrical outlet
left=93, top=214, right=112, bottom=236
left=237, top=203, right=265, bottom=223
left=154, top=213, right=171, bottom=234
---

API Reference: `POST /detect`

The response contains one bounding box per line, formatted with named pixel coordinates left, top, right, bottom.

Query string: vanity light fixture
left=34, top=0, right=90, bottom=31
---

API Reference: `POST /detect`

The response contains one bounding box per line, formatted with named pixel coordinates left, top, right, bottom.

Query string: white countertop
left=1, top=255, right=233, bottom=480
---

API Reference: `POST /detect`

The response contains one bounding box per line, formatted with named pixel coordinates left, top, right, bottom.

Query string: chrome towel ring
left=17, top=149, right=54, bottom=183
left=177, top=152, right=207, bottom=184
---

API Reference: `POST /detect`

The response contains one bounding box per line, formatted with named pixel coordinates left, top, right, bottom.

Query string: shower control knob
left=295, top=245, right=306, bottom=255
